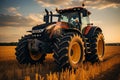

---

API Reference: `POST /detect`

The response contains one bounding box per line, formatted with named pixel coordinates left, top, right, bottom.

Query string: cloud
left=36, top=0, right=120, bottom=9
left=108, top=0, right=120, bottom=4
left=27, top=13, right=44, bottom=24
left=85, top=0, right=120, bottom=9
left=0, top=14, right=44, bottom=27
left=0, top=6, right=44, bottom=27
left=7, top=7, right=22, bottom=16
left=36, top=0, right=71, bottom=7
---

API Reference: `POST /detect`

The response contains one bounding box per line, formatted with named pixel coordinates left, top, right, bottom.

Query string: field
left=0, top=46, right=120, bottom=80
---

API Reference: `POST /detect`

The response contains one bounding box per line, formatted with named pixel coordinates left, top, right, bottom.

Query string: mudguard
left=82, top=26, right=102, bottom=38
left=63, top=28, right=82, bottom=36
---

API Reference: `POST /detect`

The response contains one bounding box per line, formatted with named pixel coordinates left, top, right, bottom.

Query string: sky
left=0, top=0, right=120, bottom=43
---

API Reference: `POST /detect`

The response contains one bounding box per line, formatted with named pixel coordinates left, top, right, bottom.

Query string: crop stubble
left=0, top=46, right=120, bottom=80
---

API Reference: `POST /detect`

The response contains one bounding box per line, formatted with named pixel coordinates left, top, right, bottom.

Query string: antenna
left=82, top=0, right=86, bottom=7
left=82, top=3, right=85, bottom=7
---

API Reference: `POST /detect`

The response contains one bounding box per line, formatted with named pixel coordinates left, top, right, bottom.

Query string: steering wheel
left=70, top=19, right=77, bottom=26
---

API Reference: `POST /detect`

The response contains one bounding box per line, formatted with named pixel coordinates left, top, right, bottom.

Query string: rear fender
left=82, top=26, right=102, bottom=38
left=50, top=28, right=83, bottom=40
left=63, top=28, right=82, bottom=36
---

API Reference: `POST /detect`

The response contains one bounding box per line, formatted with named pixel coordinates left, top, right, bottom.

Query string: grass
left=42, top=57, right=120, bottom=80
left=0, top=46, right=120, bottom=80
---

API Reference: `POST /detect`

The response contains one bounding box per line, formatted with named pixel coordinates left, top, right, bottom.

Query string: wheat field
left=0, top=46, right=120, bottom=80
left=0, top=46, right=16, bottom=61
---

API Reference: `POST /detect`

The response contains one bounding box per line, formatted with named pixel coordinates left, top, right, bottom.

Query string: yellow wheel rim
left=69, top=42, right=81, bottom=64
left=98, top=39, right=104, bottom=57
left=97, top=34, right=104, bottom=60
left=30, top=53, right=42, bottom=61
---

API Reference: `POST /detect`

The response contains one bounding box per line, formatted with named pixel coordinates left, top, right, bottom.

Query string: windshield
left=60, top=12, right=79, bottom=25
left=81, top=16, right=90, bottom=28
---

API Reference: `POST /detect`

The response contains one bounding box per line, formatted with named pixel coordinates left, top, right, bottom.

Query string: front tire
left=15, top=35, right=46, bottom=64
left=53, top=32, right=84, bottom=69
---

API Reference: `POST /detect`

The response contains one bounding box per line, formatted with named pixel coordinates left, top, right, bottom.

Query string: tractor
left=15, top=6, right=105, bottom=69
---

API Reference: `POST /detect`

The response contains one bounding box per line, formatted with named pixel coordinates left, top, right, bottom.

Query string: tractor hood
left=31, top=22, right=56, bottom=33
left=30, top=22, right=71, bottom=39
left=46, top=22, right=69, bottom=31
left=32, top=22, right=69, bottom=34
left=45, top=22, right=69, bottom=38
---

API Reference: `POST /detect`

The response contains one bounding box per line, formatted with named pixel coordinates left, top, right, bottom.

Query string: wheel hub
left=28, top=39, right=43, bottom=61
left=69, top=42, right=81, bottom=64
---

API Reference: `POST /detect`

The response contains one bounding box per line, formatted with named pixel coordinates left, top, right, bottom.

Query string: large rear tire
left=15, top=35, right=46, bottom=64
left=85, top=30, right=105, bottom=63
left=53, top=32, right=84, bottom=69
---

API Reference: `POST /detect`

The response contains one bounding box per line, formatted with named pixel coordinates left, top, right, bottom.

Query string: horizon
left=1, top=42, right=120, bottom=44
left=0, top=0, right=120, bottom=43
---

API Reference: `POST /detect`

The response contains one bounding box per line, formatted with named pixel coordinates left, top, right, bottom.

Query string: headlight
left=32, top=29, right=44, bottom=33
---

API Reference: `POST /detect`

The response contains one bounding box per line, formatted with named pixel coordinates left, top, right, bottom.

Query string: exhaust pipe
left=50, top=11, right=53, bottom=23
left=44, top=9, right=49, bottom=23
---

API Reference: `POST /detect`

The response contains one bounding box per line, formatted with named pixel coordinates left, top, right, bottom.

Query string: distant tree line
left=0, top=42, right=17, bottom=46
left=105, top=43, right=120, bottom=46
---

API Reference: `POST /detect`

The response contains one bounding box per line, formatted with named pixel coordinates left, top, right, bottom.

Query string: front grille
left=32, top=34, right=42, bottom=37
left=32, top=29, right=44, bottom=34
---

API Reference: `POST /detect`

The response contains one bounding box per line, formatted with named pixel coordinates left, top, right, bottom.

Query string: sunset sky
left=0, top=0, right=120, bottom=43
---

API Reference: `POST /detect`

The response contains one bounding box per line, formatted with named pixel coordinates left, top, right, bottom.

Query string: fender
left=63, top=28, right=82, bottom=36
left=82, top=26, right=102, bottom=38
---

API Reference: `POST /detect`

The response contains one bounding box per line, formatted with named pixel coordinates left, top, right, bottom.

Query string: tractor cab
left=44, top=7, right=91, bottom=30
